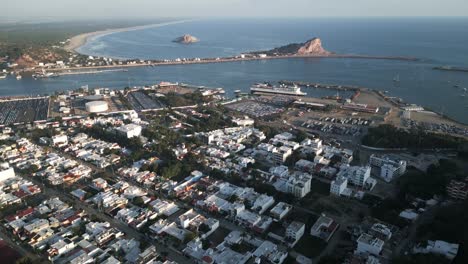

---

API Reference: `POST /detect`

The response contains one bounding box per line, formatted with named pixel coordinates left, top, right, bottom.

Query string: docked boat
left=16, top=75, right=22, bottom=80
left=250, top=82, right=307, bottom=96
left=0, top=74, right=6, bottom=80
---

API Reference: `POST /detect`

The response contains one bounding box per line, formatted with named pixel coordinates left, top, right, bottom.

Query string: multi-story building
left=446, top=179, right=468, bottom=200
left=337, top=165, right=371, bottom=187
left=116, top=124, right=142, bottom=138
left=285, top=221, right=305, bottom=247
left=369, top=154, right=407, bottom=182
left=272, top=146, right=292, bottom=164
left=355, top=233, right=384, bottom=256
left=286, top=172, right=312, bottom=198
left=330, top=176, right=348, bottom=196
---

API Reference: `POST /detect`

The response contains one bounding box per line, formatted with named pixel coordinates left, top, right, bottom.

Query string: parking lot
left=225, top=100, right=284, bottom=117
left=0, top=97, right=49, bottom=125
left=301, top=119, right=366, bottom=137
left=402, top=118, right=468, bottom=137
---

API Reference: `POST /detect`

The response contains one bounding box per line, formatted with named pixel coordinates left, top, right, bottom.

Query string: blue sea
left=1, top=18, right=468, bottom=123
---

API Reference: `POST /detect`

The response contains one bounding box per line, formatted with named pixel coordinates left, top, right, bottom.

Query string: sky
left=2, top=0, right=468, bottom=20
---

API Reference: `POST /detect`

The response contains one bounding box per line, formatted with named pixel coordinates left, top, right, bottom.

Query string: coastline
left=64, top=19, right=194, bottom=53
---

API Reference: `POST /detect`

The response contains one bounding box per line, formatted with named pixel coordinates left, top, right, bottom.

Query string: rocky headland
left=173, top=34, right=199, bottom=44
left=252, top=37, right=333, bottom=56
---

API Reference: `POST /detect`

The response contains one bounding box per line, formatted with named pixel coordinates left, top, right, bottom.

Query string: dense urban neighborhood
left=0, top=82, right=467, bottom=264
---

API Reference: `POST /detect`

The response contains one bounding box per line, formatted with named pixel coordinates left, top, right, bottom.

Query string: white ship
left=250, top=82, right=307, bottom=96
left=0, top=74, right=6, bottom=80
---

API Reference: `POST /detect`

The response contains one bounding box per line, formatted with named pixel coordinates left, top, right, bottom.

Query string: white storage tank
left=85, top=101, right=108, bottom=113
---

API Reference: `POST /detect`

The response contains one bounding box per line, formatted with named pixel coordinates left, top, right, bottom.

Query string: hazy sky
left=3, top=0, right=468, bottom=20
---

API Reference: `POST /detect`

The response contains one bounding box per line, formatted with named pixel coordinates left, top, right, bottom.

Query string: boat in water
left=32, top=69, right=58, bottom=79
left=434, top=66, right=468, bottom=73
left=250, top=82, right=307, bottom=96
left=16, top=75, right=22, bottom=80
left=0, top=74, right=6, bottom=80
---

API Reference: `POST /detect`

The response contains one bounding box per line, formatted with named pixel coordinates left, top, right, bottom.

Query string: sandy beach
left=64, top=20, right=193, bottom=53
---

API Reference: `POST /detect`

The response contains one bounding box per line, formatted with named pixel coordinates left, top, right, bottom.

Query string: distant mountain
left=173, top=34, right=199, bottom=44
left=252, top=37, right=332, bottom=56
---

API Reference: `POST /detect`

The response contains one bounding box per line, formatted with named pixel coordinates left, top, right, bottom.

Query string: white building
left=413, top=240, right=459, bottom=260
left=272, top=146, right=292, bottom=164
left=337, top=165, right=371, bottom=187
left=285, top=221, right=305, bottom=247
left=232, top=117, right=255, bottom=127
left=51, top=134, right=68, bottom=147
left=252, top=194, right=275, bottom=214
left=330, top=176, right=348, bottom=196
left=269, top=202, right=292, bottom=220
left=356, top=233, right=384, bottom=256
left=116, top=124, right=142, bottom=138
left=369, top=154, right=407, bottom=182
left=0, top=163, right=15, bottom=182
left=286, top=173, right=312, bottom=198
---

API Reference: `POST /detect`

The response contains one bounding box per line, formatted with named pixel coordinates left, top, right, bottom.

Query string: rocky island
left=173, top=34, right=199, bottom=44
left=251, top=37, right=333, bottom=56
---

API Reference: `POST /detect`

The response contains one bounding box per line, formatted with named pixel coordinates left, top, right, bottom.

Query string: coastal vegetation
left=361, top=124, right=467, bottom=150
left=415, top=201, right=468, bottom=264
left=158, top=91, right=211, bottom=107
left=397, top=159, right=465, bottom=199
left=0, top=19, right=168, bottom=67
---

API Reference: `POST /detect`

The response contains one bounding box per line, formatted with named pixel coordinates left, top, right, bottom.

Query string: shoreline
left=64, top=20, right=194, bottom=53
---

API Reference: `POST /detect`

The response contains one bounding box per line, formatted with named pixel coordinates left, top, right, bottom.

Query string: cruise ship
left=250, top=82, right=307, bottom=96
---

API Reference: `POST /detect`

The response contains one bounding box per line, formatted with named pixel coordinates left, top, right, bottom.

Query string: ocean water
left=1, top=18, right=468, bottom=123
